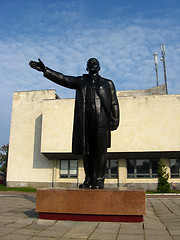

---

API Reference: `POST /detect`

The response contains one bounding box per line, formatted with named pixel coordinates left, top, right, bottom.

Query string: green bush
left=157, top=159, right=171, bottom=193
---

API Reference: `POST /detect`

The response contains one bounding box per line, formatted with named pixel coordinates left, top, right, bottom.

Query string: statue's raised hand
left=29, top=58, right=45, bottom=73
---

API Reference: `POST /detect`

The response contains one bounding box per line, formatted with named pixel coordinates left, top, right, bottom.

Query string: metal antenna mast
left=153, top=52, right=158, bottom=86
left=160, top=44, right=168, bottom=94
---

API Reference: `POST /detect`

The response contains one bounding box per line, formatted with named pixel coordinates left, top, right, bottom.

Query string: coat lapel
left=82, top=75, right=88, bottom=100
left=97, top=76, right=110, bottom=119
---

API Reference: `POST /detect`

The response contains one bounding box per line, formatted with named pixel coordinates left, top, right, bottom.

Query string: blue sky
left=0, top=0, right=180, bottom=147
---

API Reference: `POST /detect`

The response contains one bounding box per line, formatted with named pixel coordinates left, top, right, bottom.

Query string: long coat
left=44, top=67, right=120, bottom=155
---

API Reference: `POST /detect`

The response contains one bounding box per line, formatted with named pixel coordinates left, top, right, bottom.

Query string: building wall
left=117, top=84, right=166, bottom=97
left=41, top=98, right=74, bottom=153
left=41, top=94, right=180, bottom=153
left=7, top=90, right=180, bottom=189
left=7, top=90, right=56, bottom=187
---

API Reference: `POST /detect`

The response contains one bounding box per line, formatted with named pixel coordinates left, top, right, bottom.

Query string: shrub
left=157, top=159, right=171, bottom=193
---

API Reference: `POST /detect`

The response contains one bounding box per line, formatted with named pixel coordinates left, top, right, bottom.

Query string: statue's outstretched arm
left=29, top=58, right=79, bottom=90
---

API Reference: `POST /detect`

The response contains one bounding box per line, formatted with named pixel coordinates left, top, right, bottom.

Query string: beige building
left=7, top=85, right=180, bottom=190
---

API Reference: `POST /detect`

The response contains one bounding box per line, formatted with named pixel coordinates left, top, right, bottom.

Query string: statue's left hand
left=29, top=58, right=45, bottom=73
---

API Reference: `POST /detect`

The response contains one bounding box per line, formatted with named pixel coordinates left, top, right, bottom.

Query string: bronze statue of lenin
left=29, top=58, right=119, bottom=189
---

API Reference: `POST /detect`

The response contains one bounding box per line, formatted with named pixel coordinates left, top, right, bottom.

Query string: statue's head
left=86, top=58, right=100, bottom=74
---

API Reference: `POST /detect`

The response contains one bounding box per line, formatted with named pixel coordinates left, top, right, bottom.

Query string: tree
left=0, top=144, right=9, bottom=185
left=157, top=159, right=171, bottom=193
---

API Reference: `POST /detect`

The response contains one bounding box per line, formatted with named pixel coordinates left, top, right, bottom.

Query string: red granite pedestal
left=36, top=188, right=146, bottom=222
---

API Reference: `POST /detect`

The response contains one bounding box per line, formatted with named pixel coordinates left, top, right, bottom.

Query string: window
left=105, top=159, right=118, bottom=178
left=127, top=159, right=158, bottom=178
left=170, top=159, right=180, bottom=178
left=60, top=160, right=78, bottom=178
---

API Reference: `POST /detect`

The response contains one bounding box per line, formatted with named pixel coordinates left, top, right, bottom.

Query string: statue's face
left=86, top=58, right=100, bottom=74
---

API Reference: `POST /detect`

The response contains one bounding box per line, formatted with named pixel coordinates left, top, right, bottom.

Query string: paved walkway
left=0, top=193, right=180, bottom=240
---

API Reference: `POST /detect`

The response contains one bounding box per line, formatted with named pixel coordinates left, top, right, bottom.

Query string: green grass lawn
left=146, top=190, right=180, bottom=194
left=0, top=184, right=36, bottom=193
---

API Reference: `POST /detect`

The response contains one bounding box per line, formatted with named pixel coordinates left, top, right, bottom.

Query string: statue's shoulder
left=82, top=74, right=89, bottom=79
left=100, top=76, right=111, bottom=81
left=99, top=76, right=114, bottom=86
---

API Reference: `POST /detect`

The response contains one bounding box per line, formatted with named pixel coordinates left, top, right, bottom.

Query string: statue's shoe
left=79, top=178, right=93, bottom=188
left=91, top=178, right=104, bottom=189
left=79, top=183, right=91, bottom=188
left=91, top=184, right=104, bottom=189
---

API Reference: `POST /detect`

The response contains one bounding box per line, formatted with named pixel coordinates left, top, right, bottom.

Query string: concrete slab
left=143, top=223, right=166, bottom=230
left=16, top=218, right=36, bottom=224
left=166, top=224, right=180, bottom=230
left=12, top=228, right=41, bottom=236
left=0, top=227, right=17, bottom=236
left=30, top=238, right=59, bottom=240
left=95, top=222, right=120, bottom=233
left=0, top=234, right=32, bottom=240
left=117, top=235, right=144, bottom=240
left=35, top=219, right=56, bottom=225
left=145, top=229, right=171, bottom=236
left=89, top=232, right=117, bottom=240
left=145, top=236, right=173, bottom=240
left=62, top=230, right=91, bottom=239
left=173, top=237, right=180, bottom=240
left=69, top=224, right=98, bottom=233
left=36, top=229, right=67, bottom=238
left=119, top=227, right=144, bottom=234
left=168, top=230, right=180, bottom=236
left=53, top=221, right=78, bottom=227
left=24, top=224, right=49, bottom=230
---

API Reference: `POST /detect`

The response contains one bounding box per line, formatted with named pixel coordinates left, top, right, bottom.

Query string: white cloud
left=0, top=1, right=180, bottom=146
